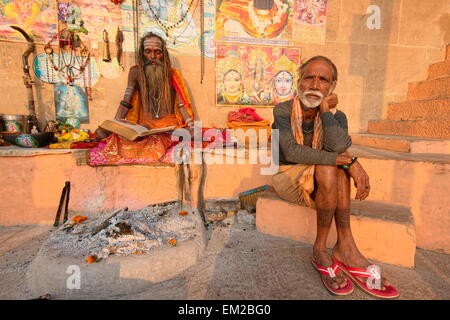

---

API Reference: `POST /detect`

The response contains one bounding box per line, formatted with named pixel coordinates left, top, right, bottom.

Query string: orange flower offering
left=72, top=215, right=88, bottom=224
left=132, top=251, right=145, bottom=255
left=168, top=238, right=177, bottom=246
left=86, top=255, right=98, bottom=264
left=178, top=211, right=189, bottom=216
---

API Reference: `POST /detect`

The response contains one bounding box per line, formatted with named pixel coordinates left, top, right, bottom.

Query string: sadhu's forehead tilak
left=143, top=37, right=163, bottom=50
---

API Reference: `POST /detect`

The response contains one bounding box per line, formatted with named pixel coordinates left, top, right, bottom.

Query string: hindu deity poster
left=293, top=0, right=328, bottom=44
left=54, top=83, right=90, bottom=123
left=65, top=1, right=122, bottom=46
left=118, top=0, right=135, bottom=53
left=216, top=0, right=293, bottom=46
left=216, top=42, right=300, bottom=107
left=0, top=0, right=57, bottom=43
left=202, top=0, right=216, bottom=59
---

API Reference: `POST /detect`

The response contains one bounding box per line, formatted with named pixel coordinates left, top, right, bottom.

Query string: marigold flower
left=86, top=255, right=97, bottom=264
left=72, top=215, right=88, bottom=224
left=179, top=211, right=189, bottom=216
left=168, top=238, right=177, bottom=246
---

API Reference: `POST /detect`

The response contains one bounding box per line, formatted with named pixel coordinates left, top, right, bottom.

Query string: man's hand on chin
left=319, top=93, right=338, bottom=114
left=348, top=161, right=370, bottom=201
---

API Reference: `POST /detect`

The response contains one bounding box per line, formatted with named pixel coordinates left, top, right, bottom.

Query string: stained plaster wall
left=0, top=0, right=448, bottom=134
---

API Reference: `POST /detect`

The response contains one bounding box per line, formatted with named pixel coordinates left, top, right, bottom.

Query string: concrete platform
left=0, top=148, right=272, bottom=225
left=256, top=194, right=416, bottom=267
left=351, top=133, right=450, bottom=154
left=1, top=223, right=449, bottom=300
left=27, top=207, right=207, bottom=299
left=349, top=145, right=450, bottom=254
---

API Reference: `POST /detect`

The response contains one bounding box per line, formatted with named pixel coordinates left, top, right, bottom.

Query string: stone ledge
left=349, top=145, right=450, bottom=163
left=351, top=133, right=450, bottom=154
left=256, top=194, right=416, bottom=267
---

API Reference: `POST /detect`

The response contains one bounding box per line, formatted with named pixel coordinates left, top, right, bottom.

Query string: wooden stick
left=91, top=207, right=128, bottom=236
left=53, top=184, right=68, bottom=227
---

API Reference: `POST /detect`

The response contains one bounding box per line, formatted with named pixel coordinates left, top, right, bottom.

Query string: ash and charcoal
left=47, top=201, right=198, bottom=259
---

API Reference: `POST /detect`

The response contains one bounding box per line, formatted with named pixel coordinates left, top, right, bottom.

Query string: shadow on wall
left=348, top=1, right=394, bottom=131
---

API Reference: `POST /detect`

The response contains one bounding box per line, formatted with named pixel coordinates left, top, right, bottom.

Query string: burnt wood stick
left=62, top=181, right=71, bottom=223
left=53, top=184, right=68, bottom=227
left=91, top=207, right=128, bottom=236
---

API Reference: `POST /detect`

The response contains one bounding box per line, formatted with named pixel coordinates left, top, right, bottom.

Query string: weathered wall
left=0, top=0, right=448, bottom=133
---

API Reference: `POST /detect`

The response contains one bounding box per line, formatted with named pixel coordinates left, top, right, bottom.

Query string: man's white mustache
left=302, top=90, right=324, bottom=99
left=299, top=90, right=324, bottom=109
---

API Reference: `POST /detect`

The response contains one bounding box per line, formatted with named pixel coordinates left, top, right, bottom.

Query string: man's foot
left=332, top=245, right=391, bottom=291
left=313, top=249, right=348, bottom=290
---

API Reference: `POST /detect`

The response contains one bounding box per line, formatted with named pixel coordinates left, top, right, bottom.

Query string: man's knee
left=315, top=165, right=338, bottom=192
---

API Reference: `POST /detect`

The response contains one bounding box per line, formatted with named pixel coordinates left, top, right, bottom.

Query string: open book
left=99, top=119, right=176, bottom=141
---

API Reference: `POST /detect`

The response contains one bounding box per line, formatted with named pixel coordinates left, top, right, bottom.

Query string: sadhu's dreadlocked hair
left=137, top=32, right=173, bottom=116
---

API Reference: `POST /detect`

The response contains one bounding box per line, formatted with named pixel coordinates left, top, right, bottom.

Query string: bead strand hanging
left=43, top=28, right=90, bottom=85
left=144, top=0, right=195, bottom=38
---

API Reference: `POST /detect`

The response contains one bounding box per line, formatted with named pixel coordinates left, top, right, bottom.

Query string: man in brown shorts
left=271, top=56, right=399, bottom=298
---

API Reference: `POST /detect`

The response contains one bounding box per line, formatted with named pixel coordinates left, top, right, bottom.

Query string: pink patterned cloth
left=88, top=133, right=178, bottom=166
left=228, top=108, right=264, bottom=123
left=88, top=129, right=231, bottom=166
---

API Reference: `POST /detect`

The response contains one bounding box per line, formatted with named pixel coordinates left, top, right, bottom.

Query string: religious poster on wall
left=119, top=0, right=135, bottom=53
left=0, top=0, right=57, bottom=43
left=293, top=0, right=328, bottom=44
left=54, top=83, right=90, bottom=123
left=216, top=42, right=300, bottom=107
left=56, top=1, right=123, bottom=78
left=66, top=0, right=122, bottom=45
left=216, top=0, right=293, bottom=46
left=202, top=0, right=216, bottom=59
left=139, top=0, right=201, bottom=56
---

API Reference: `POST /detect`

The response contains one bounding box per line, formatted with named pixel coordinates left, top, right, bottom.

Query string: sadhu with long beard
left=92, top=32, right=195, bottom=160
left=95, top=32, right=194, bottom=139
left=90, top=32, right=202, bottom=210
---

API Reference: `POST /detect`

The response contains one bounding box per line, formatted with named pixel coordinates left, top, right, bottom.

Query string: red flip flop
left=333, top=257, right=400, bottom=299
left=311, top=259, right=354, bottom=296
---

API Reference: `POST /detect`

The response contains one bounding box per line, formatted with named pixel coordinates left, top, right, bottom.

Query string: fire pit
left=27, top=202, right=206, bottom=298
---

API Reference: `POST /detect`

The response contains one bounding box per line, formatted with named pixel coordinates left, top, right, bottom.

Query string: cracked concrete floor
left=0, top=223, right=449, bottom=300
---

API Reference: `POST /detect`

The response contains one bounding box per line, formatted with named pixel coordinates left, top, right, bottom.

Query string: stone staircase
left=350, top=44, right=450, bottom=257
left=353, top=44, right=450, bottom=151
left=256, top=44, right=450, bottom=268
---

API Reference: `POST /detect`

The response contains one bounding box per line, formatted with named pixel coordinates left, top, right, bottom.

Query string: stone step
left=387, top=98, right=450, bottom=121
left=351, top=133, right=450, bottom=154
left=348, top=145, right=450, bottom=254
left=367, top=119, right=450, bottom=139
left=256, top=194, right=416, bottom=267
left=428, top=59, right=450, bottom=80
left=407, top=77, right=450, bottom=100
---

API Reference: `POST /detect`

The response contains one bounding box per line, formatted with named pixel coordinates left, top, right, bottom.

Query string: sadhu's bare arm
left=176, top=103, right=194, bottom=128
left=115, top=66, right=140, bottom=120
